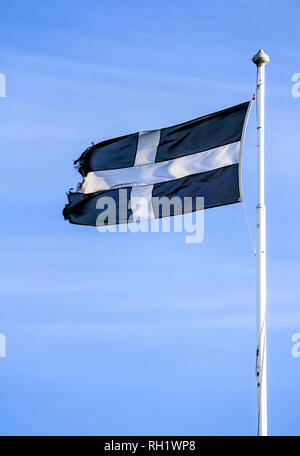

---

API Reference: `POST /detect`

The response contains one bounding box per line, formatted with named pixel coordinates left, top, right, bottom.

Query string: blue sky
left=0, top=0, right=300, bottom=436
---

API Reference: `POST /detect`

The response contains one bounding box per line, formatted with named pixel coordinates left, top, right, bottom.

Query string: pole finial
left=252, top=49, right=270, bottom=66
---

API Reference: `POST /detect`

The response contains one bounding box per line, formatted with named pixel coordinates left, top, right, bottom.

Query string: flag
left=63, top=101, right=251, bottom=226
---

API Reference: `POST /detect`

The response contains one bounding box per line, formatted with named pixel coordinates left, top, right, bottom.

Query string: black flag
left=63, top=102, right=251, bottom=226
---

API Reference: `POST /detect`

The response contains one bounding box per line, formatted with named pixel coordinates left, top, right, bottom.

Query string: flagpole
left=252, top=49, right=269, bottom=436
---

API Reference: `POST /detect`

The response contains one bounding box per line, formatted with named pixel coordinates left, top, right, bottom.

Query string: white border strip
left=134, top=130, right=161, bottom=166
left=130, top=184, right=155, bottom=221
left=238, top=101, right=253, bottom=202
left=130, top=130, right=160, bottom=221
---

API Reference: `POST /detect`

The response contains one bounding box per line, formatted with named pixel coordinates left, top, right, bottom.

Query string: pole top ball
left=252, top=49, right=270, bottom=66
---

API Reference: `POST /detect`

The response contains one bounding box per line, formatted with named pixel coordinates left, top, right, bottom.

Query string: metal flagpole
left=252, top=49, right=269, bottom=436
